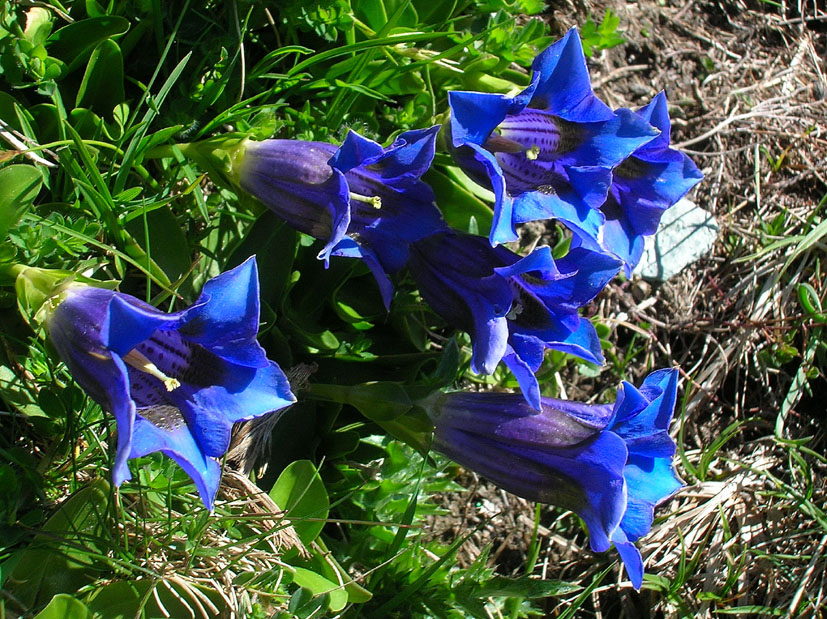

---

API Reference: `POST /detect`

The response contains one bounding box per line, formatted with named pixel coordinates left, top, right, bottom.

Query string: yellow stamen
left=122, top=349, right=181, bottom=392
left=525, top=145, right=540, bottom=160
left=350, top=192, right=382, bottom=209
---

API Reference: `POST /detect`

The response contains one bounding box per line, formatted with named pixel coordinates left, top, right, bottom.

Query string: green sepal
left=9, top=266, right=117, bottom=328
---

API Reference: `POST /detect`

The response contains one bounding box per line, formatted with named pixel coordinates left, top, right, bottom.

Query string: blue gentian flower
left=408, top=232, right=620, bottom=409
left=44, top=257, right=296, bottom=509
left=601, top=92, right=704, bottom=275
left=238, top=127, right=448, bottom=307
left=422, top=368, right=682, bottom=589
left=447, top=28, right=659, bottom=247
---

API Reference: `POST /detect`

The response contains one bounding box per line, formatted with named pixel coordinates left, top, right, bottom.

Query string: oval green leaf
left=292, top=567, right=348, bottom=613
left=0, top=165, right=43, bottom=240
left=47, top=16, right=130, bottom=73
left=76, top=39, right=125, bottom=116
left=33, top=594, right=91, bottom=619
left=270, top=460, right=329, bottom=545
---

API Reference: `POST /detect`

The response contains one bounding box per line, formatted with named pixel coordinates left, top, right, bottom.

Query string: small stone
left=631, top=279, right=652, bottom=303
left=635, top=198, right=719, bottom=281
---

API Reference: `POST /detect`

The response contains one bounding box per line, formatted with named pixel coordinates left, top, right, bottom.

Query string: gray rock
left=635, top=198, right=719, bottom=281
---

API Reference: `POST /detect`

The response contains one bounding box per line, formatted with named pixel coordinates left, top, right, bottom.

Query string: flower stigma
left=349, top=192, right=382, bottom=209
left=122, top=349, right=181, bottom=392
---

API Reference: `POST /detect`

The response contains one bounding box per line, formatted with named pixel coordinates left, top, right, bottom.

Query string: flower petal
left=408, top=233, right=514, bottom=373
left=614, top=154, right=704, bottom=237
left=635, top=91, right=672, bottom=150
left=329, top=130, right=385, bottom=173
left=562, top=108, right=659, bottom=168
left=612, top=369, right=679, bottom=436
left=106, top=294, right=185, bottom=357
left=239, top=140, right=351, bottom=253
left=529, top=28, right=614, bottom=122
left=368, top=126, right=441, bottom=183
left=621, top=454, right=682, bottom=540
left=554, top=248, right=623, bottom=308
left=192, top=361, right=295, bottom=424
left=470, top=314, right=509, bottom=375
left=511, top=179, right=606, bottom=249
left=464, top=142, right=518, bottom=245
left=329, top=237, right=394, bottom=310
left=179, top=257, right=269, bottom=367
left=129, top=412, right=222, bottom=510
left=449, top=90, right=522, bottom=147
left=46, top=288, right=138, bottom=486
left=494, top=245, right=561, bottom=280
left=425, top=390, right=601, bottom=448
left=611, top=527, right=645, bottom=590
left=542, top=318, right=605, bottom=364
left=601, top=209, right=646, bottom=277
left=502, top=348, right=543, bottom=411
left=431, top=424, right=628, bottom=553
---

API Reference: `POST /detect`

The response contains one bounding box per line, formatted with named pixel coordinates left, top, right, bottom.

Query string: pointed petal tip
left=638, top=91, right=671, bottom=133
left=111, top=463, right=131, bottom=487
left=205, top=253, right=260, bottom=302
left=331, top=129, right=384, bottom=172
left=397, top=124, right=441, bottom=143
left=612, top=529, right=645, bottom=590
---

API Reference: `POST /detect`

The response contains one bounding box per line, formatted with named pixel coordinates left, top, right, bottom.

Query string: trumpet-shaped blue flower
left=447, top=28, right=659, bottom=247
left=238, top=127, right=448, bottom=307
left=601, top=92, right=704, bottom=275
left=408, top=232, right=620, bottom=409
left=45, top=257, right=296, bottom=509
left=422, top=368, right=682, bottom=589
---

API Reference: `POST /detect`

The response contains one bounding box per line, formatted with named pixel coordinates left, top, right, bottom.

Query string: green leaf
left=713, top=606, right=785, bottom=616
left=123, top=205, right=192, bottom=294
left=84, top=581, right=143, bottom=619
left=85, top=0, right=106, bottom=18
left=346, top=382, right=413, bottom=422
left=85, top=579, right=225, bottom=618
left=375, top=408, right=433, bottom=455
left=75, top=40, right=125, bottom=116
left=0, top=463, right=21, bottom=525
left=698, top=418, right=756, bottom=480
left=225, top=211, right=298, bottom=309
left=323, top=429, right=361, bottom=459
left=6, top=479, right=110, bottom=608
left=68, top=108, right=103, bottom=139
left=249, top=45, right=314, bottom=81
left=287, top=32, right=447, bottom=77
left=411, top=0, right=457, bottom=24
left=309, top=382, right=413, bottom=422
left=425, top=167, right=493, bottom=235
left=355, top=0, right=418, bottom=31
left=0, top=165, right=43, bottom=241
left=0, top=93, right=26, bottom=133
left=517, top=0, right=546, bottom=15
left=33, top=594, right=91, bottom=619
left=292, top=567, right=348, bottom=613
left=270, top=460, right=330, bottom=545
left=47, top=16, right=130, bottom=73
left=430, top=337, right=460, bottom=387
left=467, top=575, right=578, bottom=599
left=0, top=366, right=47, bottom=418
left=581, top=9, right=625, bottom=57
